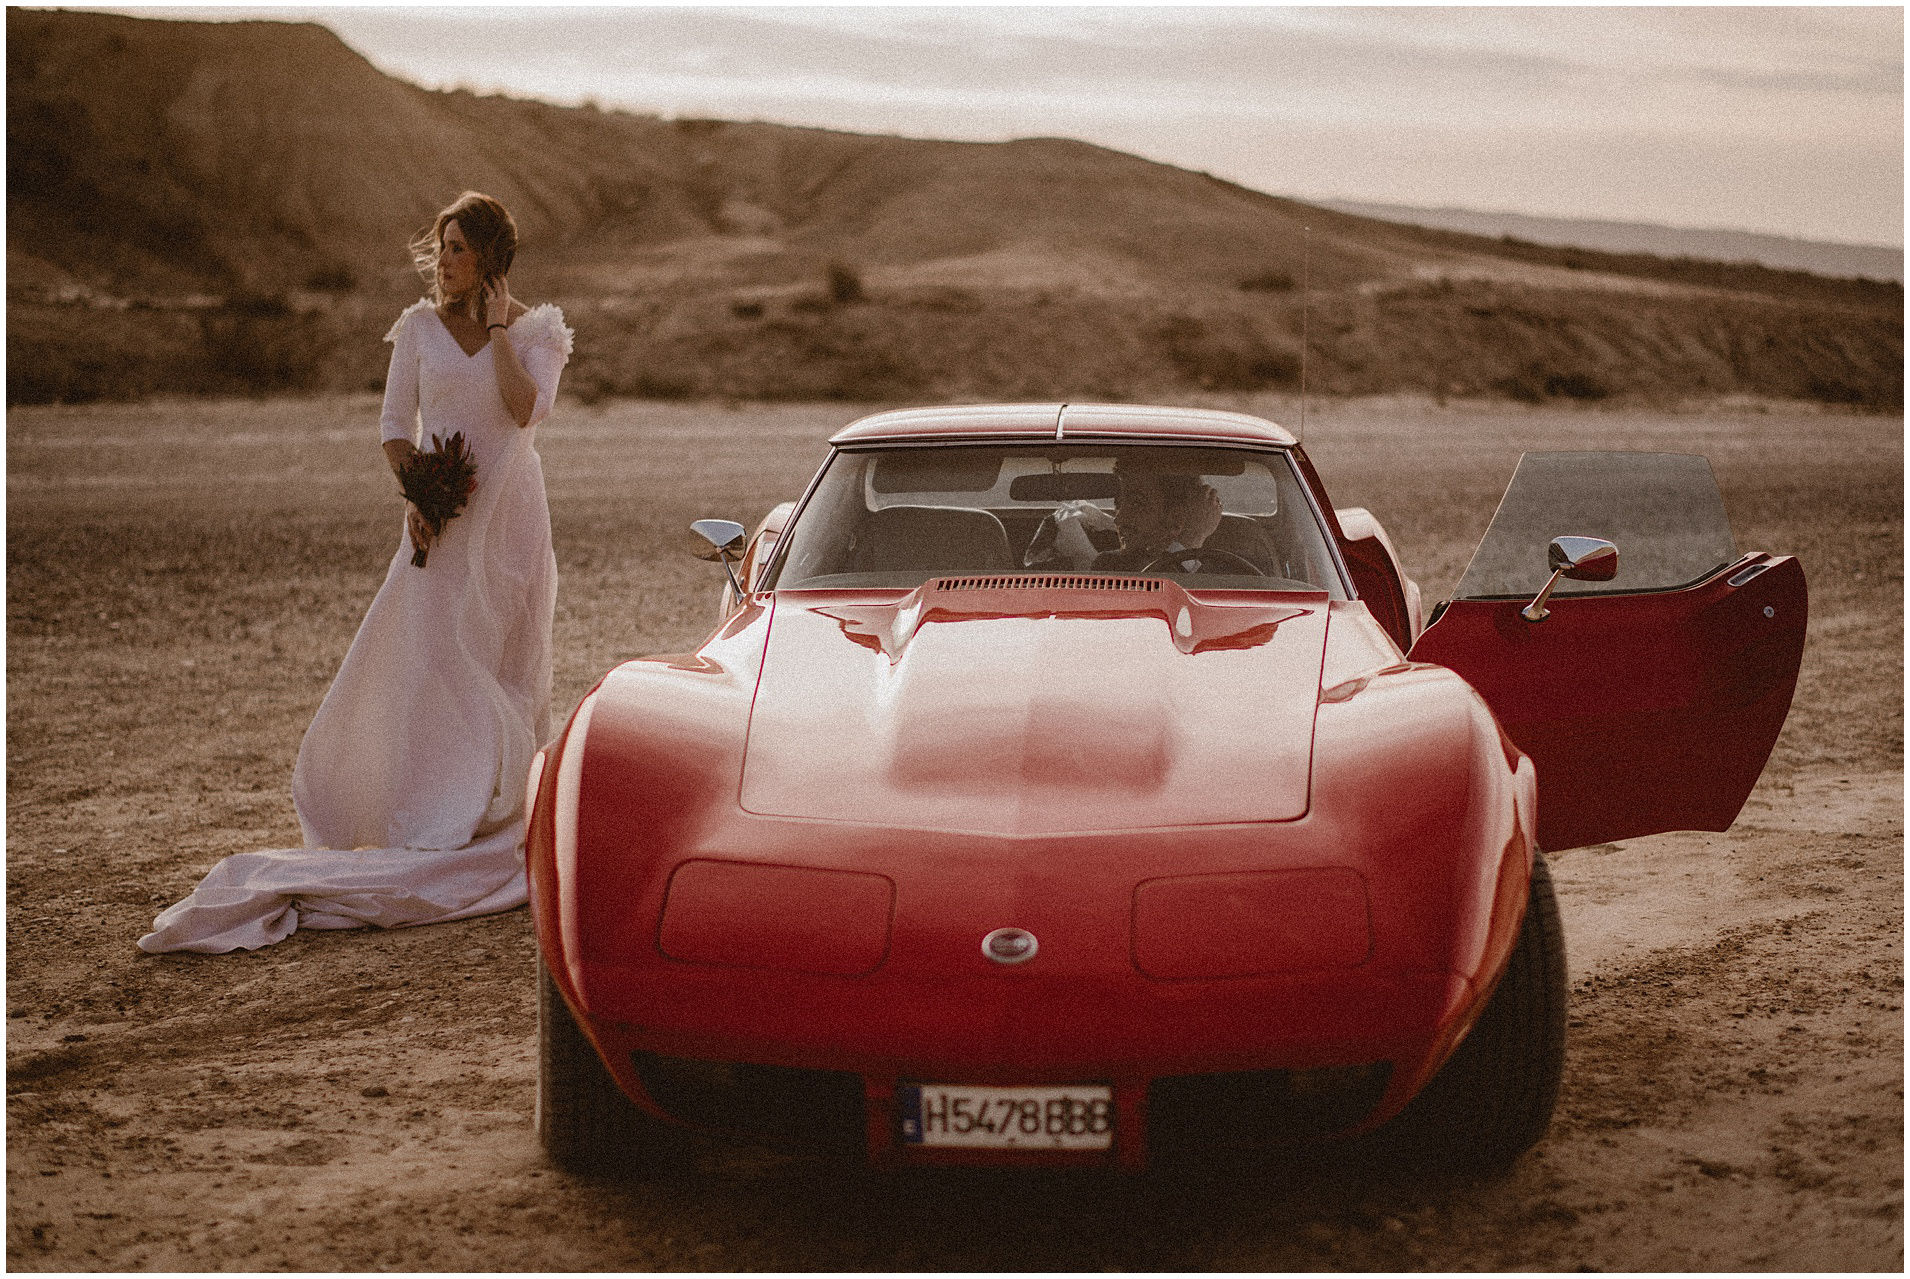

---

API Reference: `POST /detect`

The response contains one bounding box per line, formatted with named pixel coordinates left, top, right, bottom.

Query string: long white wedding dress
left=139, top=300, right=572, bottom=954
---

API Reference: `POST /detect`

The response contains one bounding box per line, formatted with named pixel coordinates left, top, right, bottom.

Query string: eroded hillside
left=7, top=8, right=1901, bottom=408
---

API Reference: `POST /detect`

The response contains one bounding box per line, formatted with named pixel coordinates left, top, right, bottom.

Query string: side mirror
left=690, top=519, right=748, bottom=596
left=1552, top=535, right=1619, bottom=582
left=1522, top=536, right=1619, bottom=622
left=690, top=519, right=746, bottom=562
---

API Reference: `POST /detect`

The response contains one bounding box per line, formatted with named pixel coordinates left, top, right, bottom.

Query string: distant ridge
left=6, top=7, right=1901, bottom=410
left=1317, top=200, right=1904, bottom=284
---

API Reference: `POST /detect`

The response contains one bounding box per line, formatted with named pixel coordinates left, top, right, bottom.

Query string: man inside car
left=1092, top=461, right=1225, bottom=572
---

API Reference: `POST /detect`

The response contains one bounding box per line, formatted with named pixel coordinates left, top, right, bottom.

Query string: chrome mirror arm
left=1521, top=568, right=1567, bottom=622
left=713, top=549, right=743, bottom=599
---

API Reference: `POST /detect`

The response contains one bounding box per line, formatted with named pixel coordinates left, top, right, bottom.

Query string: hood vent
left=934, top=575, right=1160, bottom=593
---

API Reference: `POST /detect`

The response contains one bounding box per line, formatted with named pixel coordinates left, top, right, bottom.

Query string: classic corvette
left=527, top=403, right=1806, bottom=1173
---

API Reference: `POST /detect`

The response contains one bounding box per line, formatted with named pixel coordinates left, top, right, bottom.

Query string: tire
left=536, top=960, right=684, bottom=1174
left=1381, top=852, right=1568, bottom=1171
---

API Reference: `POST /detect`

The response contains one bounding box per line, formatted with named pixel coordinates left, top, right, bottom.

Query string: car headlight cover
left=658, top=859, right=895, bottom=976
left=1133, top=868, right=1371, bottom=978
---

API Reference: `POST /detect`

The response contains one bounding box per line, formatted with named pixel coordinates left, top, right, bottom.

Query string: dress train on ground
left=138, top=301, right=570, bottom=955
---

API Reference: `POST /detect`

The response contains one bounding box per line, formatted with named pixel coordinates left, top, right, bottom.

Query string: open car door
left=1408, top=452, right=1807, bottom=852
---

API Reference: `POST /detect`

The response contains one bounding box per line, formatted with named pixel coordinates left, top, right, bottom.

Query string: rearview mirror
left=1008, top=472, right=1119, bottom=502
left=1523, top=536, right=1619, bottom=622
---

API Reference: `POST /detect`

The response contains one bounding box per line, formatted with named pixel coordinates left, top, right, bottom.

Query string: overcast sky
left=108, top=4, right=1905, bottom=247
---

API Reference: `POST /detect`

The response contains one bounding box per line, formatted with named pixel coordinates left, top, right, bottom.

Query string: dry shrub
left=1238, top=270, right=1295, bottom=293
left=825, top=262, right=866, bottom=305
left=1155, top=314, right=1298, bottom=391
left=1807, top=378, right=1870, bottom=405
left=1492, top=368, right=1611, bottom=404
left=8, top=303, right=204, bottom=403
left=304, top=262, right=358, bottom=292
left=198, top=294, right=335, bottom=393
left=905, top=287, right=984, bottom=313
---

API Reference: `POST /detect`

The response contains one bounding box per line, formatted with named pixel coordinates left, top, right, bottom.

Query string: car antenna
left=1299, top=223, right=1310, bottom=445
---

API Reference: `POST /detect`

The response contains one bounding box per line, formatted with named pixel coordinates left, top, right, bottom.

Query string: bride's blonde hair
left=410, top=191, right=518, bottom=313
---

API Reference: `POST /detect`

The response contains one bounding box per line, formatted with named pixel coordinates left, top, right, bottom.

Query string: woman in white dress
left=141, top=192, right=571, bottom=954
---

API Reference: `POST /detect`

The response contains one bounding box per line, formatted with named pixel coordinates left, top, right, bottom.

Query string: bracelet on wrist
left=487, top=323, right=507, bottom=332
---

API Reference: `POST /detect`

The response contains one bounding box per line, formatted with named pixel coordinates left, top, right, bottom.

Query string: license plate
left=899, top=1083, right=1114, bottom=1149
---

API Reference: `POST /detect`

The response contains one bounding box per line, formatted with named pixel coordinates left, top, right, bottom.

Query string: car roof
left=829, top=403, right=1297, bottom=447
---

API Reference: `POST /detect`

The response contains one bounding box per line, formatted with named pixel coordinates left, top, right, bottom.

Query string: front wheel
left=536, top=960, right=685, bottom=1174
left=1380, top=852, right=1568, bottom=1170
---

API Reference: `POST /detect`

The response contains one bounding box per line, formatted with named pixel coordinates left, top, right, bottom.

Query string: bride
left=141, top=192, right=572, bottom=954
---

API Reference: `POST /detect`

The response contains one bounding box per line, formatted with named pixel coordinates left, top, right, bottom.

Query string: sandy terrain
left=6, top=393, right=1901, bottom=1270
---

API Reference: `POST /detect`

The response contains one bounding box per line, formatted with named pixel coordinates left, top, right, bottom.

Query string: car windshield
left=765, top=443, right=1346, bottom=594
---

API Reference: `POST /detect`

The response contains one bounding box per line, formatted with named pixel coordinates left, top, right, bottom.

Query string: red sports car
left=527, top=404, right=1805, bottom=1173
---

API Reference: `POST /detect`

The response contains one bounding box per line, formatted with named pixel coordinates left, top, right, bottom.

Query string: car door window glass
left=1452, top=451, right=1739, bottom=600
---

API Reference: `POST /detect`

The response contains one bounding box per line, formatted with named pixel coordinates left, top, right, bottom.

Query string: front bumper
left=574, top=964, right=1472, bottom=1169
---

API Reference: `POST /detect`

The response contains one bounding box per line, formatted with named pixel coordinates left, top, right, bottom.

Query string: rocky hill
left=8, top=7, right=1901, bottom=408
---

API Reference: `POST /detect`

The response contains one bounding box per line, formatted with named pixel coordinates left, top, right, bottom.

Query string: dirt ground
left=6, top=393, right=1901, bottom=1271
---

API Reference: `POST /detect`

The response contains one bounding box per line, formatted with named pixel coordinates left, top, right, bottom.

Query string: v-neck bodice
left=431, top=307, right=492, bottom=359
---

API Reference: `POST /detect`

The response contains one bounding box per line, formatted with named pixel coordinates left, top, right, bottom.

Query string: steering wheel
left=1141, top=546, right=1262, bottom=575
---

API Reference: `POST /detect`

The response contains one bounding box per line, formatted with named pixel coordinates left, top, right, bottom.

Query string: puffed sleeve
left=510, top=304, right=574, bottom=430
left=379, top=301, right=429, bottom=445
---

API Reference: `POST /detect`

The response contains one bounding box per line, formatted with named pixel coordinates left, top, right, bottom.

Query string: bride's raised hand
left=483, top=276, right=513, bottom=331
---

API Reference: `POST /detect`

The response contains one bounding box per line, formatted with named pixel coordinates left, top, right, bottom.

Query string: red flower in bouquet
left=397, top=432, right=477, bottom=567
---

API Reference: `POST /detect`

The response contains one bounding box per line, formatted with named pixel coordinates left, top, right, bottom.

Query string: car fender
left=531, top=599, right=773, bottom=1011
left=1308, top=659, right=1537, bottom=1106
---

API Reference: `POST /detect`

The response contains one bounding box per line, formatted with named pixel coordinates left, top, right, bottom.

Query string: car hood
left=739, top=582, right=1328, bottom=835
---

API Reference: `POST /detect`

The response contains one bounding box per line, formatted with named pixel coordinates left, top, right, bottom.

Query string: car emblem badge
left=982, top=927, right=1038, bottom=965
